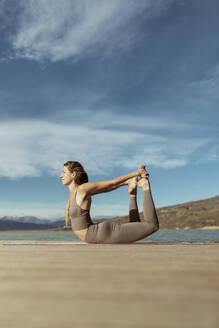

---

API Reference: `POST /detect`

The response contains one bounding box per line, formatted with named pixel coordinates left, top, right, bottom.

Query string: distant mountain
left=0, top=217, right=65, bottom=230
left=0, top=195, right=219, bottom=230
left=0, top=216, right=58, bottom=225
left=156, top=195, right=219, bottom=229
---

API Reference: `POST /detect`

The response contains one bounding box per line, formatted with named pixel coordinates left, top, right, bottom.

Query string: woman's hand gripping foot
left=126, top=177, right=138, bottom=197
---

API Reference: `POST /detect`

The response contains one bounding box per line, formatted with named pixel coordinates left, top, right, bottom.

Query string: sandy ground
left=0, top=241, right=218, bottom=328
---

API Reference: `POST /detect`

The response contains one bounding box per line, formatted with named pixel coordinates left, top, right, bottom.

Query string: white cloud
left=0, top=112, right=216, bottom=219
left=80, top=110, right=192, bottom=131
left=0, top=200, right=127, bottom=218
left=0, top=199, right=127, bottom=219
left=0, top=116, right=211, bottom=179
left=0, top=200, right=65, bottom=219
left=10, top=0, right=173, bottom=62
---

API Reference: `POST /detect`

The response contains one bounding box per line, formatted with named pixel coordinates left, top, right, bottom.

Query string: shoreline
left=0, top=226, right=219, bottom=232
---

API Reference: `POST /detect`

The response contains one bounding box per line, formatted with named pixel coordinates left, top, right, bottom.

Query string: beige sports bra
left=66, top=191, right=93, bottom=231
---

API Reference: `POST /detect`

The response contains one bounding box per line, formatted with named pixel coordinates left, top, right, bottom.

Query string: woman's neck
left=68, top=181, right=78, bottom=193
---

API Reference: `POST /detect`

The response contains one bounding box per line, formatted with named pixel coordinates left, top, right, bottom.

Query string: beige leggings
left=84, top=190, right=159, bottom=244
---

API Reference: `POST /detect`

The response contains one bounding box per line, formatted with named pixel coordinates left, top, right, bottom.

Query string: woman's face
left=60, top=166, right=75, bottom=185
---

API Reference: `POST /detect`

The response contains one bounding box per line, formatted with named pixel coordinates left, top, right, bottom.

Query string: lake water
left=0, top=230, right=219, bottom=242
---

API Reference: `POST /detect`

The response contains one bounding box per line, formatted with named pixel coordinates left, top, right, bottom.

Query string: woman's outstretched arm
left=78, top=166, right=146, bottom=196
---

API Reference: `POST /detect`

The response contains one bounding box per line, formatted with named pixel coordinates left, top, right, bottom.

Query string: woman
left=60, top=161, right=159, bottom=244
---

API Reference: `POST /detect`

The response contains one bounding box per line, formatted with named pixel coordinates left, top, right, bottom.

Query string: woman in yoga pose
left=60, top=161, right=159, bottom=243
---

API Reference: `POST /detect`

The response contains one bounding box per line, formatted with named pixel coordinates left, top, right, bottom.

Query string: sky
left=0, top=0, right=219, bottom=219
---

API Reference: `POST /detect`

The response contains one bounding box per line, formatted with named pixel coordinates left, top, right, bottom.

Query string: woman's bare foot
left=138, top=177, right=150, bottom=190
left=125, top=177, right=138, bottom=196
left=138, top=167, right=150, bottom=190
left=138, top=164, right=146, bottom=176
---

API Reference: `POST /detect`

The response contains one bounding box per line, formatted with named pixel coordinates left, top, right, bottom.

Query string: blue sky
left=0, top=0, right=218, bottom=219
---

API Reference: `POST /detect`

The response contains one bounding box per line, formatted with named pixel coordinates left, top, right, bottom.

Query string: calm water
left=0, top=230, right=219, bottom=242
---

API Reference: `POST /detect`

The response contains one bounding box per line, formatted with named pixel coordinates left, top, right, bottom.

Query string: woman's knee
left=153, top=222, right=159, bottom=232
left=145, top=222, right=159, bottom=235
